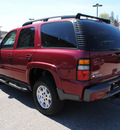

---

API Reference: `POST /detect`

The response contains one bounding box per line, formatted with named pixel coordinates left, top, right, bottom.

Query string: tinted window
left=1, top=30, right=17, bottom=49
left=82, top=20, right=120, bottom=51
left=41, top=21, right=77, bottom=48
left=17, top=27, right=35, bottom=49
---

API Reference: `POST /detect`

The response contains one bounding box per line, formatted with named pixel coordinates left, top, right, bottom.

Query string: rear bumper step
left=83, top=76, right=120, bottom=101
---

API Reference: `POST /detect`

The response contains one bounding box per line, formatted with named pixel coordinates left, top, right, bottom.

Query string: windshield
left=81, top=20, right=120, bottom=51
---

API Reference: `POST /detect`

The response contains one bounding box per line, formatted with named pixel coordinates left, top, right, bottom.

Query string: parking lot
left=0, top=83, right=120, bottom=130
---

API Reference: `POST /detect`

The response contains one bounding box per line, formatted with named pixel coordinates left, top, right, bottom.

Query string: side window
left=1, top=30, right=17, bottom=49
left=17, top=27, right=35, bottom=49
left=41, top=21, right=77, bottom=48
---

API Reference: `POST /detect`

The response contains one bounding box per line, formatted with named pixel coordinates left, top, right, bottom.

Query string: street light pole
left=93, top=3, right=103, bottom=17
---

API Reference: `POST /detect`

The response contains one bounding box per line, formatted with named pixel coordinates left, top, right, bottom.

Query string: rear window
left=41, top=21, right=77, bottom=48
left=81, top=20, right=120, bottom=51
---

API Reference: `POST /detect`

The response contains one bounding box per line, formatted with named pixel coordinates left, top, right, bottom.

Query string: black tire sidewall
left=33, top=77, right=62, bottom=115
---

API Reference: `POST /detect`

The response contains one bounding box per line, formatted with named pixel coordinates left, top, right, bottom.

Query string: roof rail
left=22, top=15, right=76, bottom=26
left=22, top=13, right=110, bottom=26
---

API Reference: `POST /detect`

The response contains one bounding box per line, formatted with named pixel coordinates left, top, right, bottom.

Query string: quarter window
left=41, top=21, right=77, bottom=48
left=17, top=27, right=35, bottom=49
left=1, top=30, right=17, bottom=49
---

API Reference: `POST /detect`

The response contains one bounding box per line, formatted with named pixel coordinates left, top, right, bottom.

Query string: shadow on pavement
left=50, top=99, right=120, bottom=129
left=0, top=84, right=35, bottom=109
left=1, top=83, right=120, bottom=129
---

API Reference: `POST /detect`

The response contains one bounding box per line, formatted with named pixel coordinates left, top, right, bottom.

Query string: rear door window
left=41, top=21, right=77, bottom=48
left=17, top=27, right=35, bottom=49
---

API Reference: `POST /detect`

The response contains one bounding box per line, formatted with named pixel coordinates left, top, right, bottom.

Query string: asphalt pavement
left=0, top=83, right=120, bottom=130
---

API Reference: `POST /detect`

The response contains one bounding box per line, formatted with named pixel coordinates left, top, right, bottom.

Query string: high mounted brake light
left=77, top=59, right=90, bottom=81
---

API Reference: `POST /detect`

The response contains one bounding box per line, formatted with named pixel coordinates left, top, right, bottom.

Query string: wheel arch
left=26, top=62, right=62, bottom=91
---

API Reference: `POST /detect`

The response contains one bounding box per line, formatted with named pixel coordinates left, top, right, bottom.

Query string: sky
left=0, top=0, right=120, bottom=31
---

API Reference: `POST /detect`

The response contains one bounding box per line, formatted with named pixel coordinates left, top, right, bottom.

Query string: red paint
left=114, top=22, right=120, bottom=26
left=1, top=18, right=120, bottom=101
left=4, top=66, right=25, bottom=73
left=90, top=51, right=120, bottom=85
left=90, top=88, right=110, bottom=101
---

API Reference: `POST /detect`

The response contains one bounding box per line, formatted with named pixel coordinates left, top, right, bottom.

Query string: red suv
left=1, top=13, right=120, bottom=115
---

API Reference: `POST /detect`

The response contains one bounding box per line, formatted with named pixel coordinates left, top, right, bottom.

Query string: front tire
left=33, top=77, right=64, bottom=116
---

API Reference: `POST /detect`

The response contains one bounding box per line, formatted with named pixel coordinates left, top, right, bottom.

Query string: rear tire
left=33, top=77, right=64, bottom=116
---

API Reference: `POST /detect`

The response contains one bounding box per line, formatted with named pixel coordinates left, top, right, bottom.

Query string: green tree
left=99, top=13, right=109, bottom=19
left=99, top=12, right=119, bottom=27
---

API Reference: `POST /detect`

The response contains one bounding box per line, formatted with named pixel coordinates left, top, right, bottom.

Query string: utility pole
left=93, top=3, right=103, bottom=17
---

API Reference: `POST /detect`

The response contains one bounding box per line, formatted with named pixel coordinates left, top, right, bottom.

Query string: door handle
left=26, top=54, right=32, bottom=62
left=8, top=54, right=12, bottom=60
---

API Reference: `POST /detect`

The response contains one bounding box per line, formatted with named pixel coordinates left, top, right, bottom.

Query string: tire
left=33, top=77, right=64, bottom=116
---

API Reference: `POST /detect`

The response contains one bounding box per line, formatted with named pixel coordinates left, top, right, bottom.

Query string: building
left=0, top=31, right=8, bottom=39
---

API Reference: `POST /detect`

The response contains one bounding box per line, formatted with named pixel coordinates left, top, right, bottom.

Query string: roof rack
left=22, top=13, right=110, bottom=26
left=22, top=15, right=76, bottom=26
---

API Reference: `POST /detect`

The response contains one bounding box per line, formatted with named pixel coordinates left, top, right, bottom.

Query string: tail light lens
left=77, top=59, right=90, bottom=81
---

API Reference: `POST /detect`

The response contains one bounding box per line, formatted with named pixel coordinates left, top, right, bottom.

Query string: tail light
left=77, top=59, right=90, bottom=81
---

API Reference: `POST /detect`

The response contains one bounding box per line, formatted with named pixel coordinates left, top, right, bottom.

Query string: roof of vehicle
left=22, top=13, right=110, bottom=27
